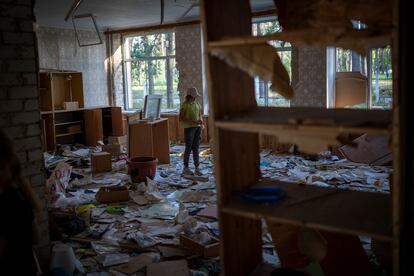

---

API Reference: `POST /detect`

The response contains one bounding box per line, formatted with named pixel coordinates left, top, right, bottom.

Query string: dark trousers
left=184, top=126, right=201, bottom=167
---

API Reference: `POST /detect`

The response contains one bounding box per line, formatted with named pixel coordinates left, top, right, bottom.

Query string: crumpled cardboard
left=95, top=186, right=130, bottom=203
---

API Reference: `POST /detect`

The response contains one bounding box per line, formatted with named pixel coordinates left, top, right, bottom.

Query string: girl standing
left=179, top=87, right=203, bottom=176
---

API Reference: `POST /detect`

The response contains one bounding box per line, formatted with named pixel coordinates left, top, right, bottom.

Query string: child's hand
left=192, top=120, right=203, bottom=125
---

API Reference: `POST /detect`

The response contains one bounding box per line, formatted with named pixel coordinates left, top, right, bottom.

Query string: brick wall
left=0, top=0, right=49, bottom=269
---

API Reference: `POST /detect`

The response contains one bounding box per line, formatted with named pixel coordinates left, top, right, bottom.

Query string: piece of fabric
left=209, top=43, right=294, bottom=99
left=181, top=101, right=201, bottom=129
left=184, top=126, right=201, bottom=167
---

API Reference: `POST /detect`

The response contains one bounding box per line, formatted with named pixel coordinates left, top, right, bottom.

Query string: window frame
left=122, top=30, right=178, bottom=111
left=331, top=47, right=392, bottom=110
left=251, top=18, right=292, bottom=107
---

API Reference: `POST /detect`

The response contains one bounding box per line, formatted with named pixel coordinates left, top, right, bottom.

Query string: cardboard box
left=108, top=135, right=127, bottom=145
left=179, top=234, right=219, bottom=258
left=95, top=186, right=130, bottom=203
left=91, top=152, right=112, bottom=173
left=63, top=101, right=79, bottom=110
left=102, top=144, right=123, bottom=156
left=67, top=124, right=81, bottom=133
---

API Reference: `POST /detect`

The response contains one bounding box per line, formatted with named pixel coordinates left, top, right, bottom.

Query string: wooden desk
left=128, top=118, right=170, bottom=164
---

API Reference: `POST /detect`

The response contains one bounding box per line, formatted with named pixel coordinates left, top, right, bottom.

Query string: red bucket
left=127, top=156, right=158, bottom=183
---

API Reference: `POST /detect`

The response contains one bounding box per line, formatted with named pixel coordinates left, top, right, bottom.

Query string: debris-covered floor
left=45, top=144, right=390, bottom=275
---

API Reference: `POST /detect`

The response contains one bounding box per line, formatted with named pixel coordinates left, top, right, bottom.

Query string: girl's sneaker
left=194, top=167, right=203, bottom=176
left=182, top=167, right=194, bottom=176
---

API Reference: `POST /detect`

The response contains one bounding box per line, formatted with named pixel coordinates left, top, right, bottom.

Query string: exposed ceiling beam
left=104, top=20, right=200, bottom=35
left=251, top=8, right=277, bottom=18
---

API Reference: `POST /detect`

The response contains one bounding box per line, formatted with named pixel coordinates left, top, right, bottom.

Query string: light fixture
left=72, top=13, right=103, bottom=47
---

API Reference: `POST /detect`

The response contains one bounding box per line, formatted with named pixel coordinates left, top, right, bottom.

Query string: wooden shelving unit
left=55, top=120, right=83, bottom=126
left=215, top=107, right=391, bottom=152
left=199, top=0, right=405, bottom=275
left=55, top=131, right=84, bottom=137
left=39, top=71, right=124, bottom=151
left=221, top=180, right=392, bottom=242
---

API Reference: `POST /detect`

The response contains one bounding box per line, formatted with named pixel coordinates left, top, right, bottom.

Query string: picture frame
left=143, top=94, right=162, bottom=120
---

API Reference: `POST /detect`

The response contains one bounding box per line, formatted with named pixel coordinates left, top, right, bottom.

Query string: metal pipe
left=64, top=0, right=83, bottom=21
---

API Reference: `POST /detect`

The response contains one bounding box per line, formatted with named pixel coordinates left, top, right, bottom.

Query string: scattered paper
left=112, top=254, right=155, bottom=275
left=157, top=246, right=190, bottom=258
left=96, top=253, right=130, bottom=267
left=196, top=205, right=218, bottom=220
left=147, top=260, right=190, bottom=276
left=127, top=232, right=158, bottom=248
left=140, top=203, right=179, bottom=220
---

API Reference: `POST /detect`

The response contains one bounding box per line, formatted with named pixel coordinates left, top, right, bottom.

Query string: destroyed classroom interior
left=0, top=0, right=412, bottom=275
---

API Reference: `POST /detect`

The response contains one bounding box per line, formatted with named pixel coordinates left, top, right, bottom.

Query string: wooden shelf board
left=207, top=29, right=380, bottom=49
left=215, top=107, right=391, bottom=131
left=53, top=108, right=86, bottom=114
left=40, top=106, right=112, bottom=115
left=56, top=131, right=83, bottom=137
left=214, top=107, right=391, bottom=152
left=220, top=181, right=392, bottom=241
left=55, top=120, right=83, bottom=126
left=208, top=33, right=279, bottom=48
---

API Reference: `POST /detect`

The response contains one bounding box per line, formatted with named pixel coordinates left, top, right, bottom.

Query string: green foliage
left=252, top=20, right=292, bottom=107
left=125, top=32, right=179, bottom=110
left=335, top=46, right=392, bottom=109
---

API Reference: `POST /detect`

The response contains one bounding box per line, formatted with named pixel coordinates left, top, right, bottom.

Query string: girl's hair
left=185, top=94, right=194, bottom=102
left=0, top=130, right=42, bottom=211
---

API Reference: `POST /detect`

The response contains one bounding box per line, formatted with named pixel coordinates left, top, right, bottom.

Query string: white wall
left=36, top=27, right=109, bottom=107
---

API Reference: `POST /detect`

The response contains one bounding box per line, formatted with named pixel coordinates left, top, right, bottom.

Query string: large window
left=124, top=31, right=179, bottom=110
left=334, top=21, right=392, bottom=109
left=252, top=20, right=291, bottom=107
left=335, top=47, right=392, bottom=109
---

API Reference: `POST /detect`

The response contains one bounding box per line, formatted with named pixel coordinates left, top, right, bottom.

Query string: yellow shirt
left=181, top=100, right=201, bottom=128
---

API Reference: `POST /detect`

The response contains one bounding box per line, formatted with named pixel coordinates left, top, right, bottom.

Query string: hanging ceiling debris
left=64, top=0, right=103, bottom=47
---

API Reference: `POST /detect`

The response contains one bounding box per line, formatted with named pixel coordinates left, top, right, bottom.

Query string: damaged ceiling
left=34, top=0, right=275, bottom=31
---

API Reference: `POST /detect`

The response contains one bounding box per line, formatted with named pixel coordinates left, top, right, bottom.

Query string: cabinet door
left=129, top=123, right=153, bottom=158
left=111, top=107, right=125, bottom=136
left=39, top=73, right=53, bottom=111
left=84, top=109, right=103, bottom=146
left=152, top=119, right=170, bottom=164
left=41, top=114, right=55, bottom=151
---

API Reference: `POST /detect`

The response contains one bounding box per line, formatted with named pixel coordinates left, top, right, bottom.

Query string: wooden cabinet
left=41, top=107, right=123, bottom=151
left=102, top=107, right=124, bottom=137
left=128, top=118, right=170, bottom=164
left=84, top=108, right=103, bottom=147
left=39, top=71, right=84, bottom=111
left=39, top=71, right=123, bottom=151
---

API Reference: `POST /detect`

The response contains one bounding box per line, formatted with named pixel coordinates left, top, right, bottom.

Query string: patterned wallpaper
left=175, top=24, right=203, bottom=107
left=36, top=27, right=109, bottom=107
left=291, top=46, right=327, bottom=107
